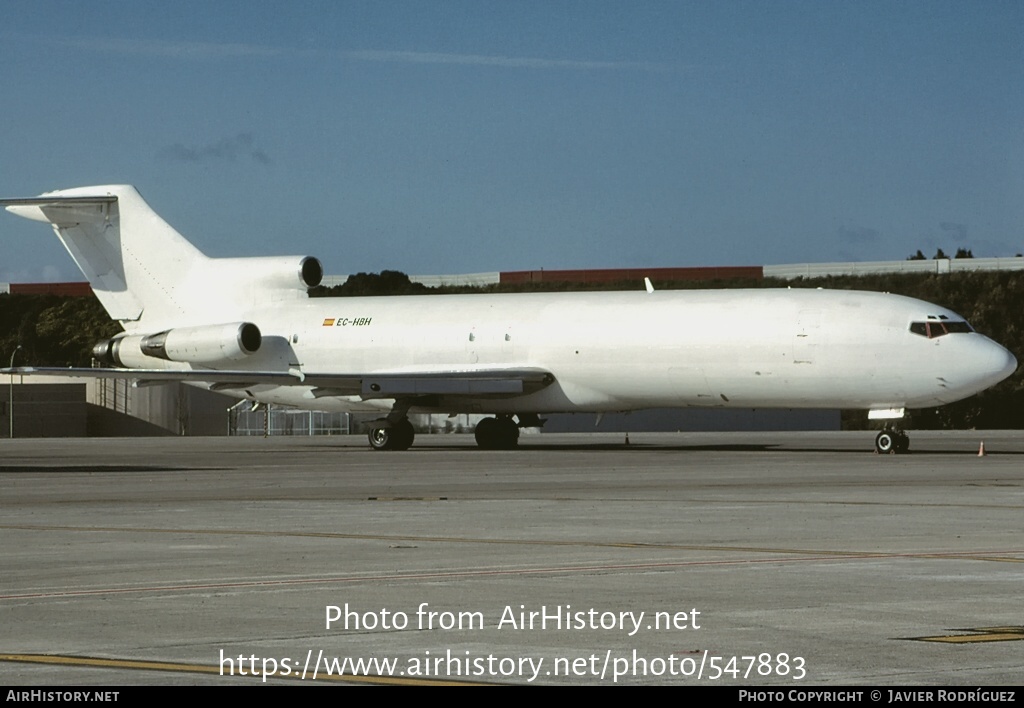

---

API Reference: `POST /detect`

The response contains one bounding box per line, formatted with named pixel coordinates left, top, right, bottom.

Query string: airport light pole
left=9, top=345, right=23, bottom=439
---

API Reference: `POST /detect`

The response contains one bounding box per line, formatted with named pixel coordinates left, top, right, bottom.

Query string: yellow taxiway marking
left=911, top=626, right=1024, bottom=644
left=0, top=653, right=486, bottom=686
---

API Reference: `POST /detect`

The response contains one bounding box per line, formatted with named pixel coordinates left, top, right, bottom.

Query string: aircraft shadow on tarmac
left=493, top=445, right=1024, bottom=455
left=310, top=441, right=1024, bottom=455
left=0, top=465, right=223, bottom=473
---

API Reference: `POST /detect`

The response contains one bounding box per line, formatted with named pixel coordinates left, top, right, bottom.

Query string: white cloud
left=37, top=34, right=678, bottom=72
left=343, top=50, right=675, bottom=72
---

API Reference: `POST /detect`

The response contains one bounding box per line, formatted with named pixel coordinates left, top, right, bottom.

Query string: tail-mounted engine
left=209, top=255, right=323, bottom=291
left=94, top=322, right=262, bottom=368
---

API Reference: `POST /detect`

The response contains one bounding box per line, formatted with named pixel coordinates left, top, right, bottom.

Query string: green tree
left=312, top=270, right=431, bottom=297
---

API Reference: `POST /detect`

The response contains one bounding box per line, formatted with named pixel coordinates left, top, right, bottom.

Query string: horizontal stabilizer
left=1, top=195, right=118, bottom=209
left=1, top=196, right=120, bottom=232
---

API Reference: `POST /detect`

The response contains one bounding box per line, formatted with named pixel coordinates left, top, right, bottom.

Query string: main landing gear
left=368, top=410, right=543, bottom=451
left=874, top=427, right=910, bottom=455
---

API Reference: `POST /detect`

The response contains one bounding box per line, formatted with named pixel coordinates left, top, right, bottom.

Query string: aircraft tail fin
left=4, top=185, right=323, bottom=331
left=1, top=185, right=207, bottom=325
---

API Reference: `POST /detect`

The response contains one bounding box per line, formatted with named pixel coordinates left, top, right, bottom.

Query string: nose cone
left=967, top=336, right=1018, bottom=393
left=986, top=341, right=1018, bottom=384
left=929, top=336, right=1017, bottom=406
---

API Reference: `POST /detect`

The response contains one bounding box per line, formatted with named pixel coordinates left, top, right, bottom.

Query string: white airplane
left=1, top=185, right=1017, bottom=453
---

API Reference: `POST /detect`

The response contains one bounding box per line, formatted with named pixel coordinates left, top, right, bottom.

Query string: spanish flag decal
left=323, top=318, right=335, bottom=327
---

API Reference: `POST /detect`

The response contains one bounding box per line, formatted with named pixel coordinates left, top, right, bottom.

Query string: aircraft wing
left=1, top=366, right=555, bottom=398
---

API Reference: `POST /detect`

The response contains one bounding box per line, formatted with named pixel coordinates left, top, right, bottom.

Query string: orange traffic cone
left=978, top=441, right=986, bottom=457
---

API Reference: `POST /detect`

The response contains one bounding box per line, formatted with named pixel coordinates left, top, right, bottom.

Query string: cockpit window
left=909, top=320, right=973, bottom=339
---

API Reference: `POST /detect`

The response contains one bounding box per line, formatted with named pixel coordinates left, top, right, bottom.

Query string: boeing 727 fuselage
left=2, top=185, right=1016, bottom=452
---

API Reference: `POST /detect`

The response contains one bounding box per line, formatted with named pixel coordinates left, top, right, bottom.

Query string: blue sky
left=1, top=1, right=1021, bottom=282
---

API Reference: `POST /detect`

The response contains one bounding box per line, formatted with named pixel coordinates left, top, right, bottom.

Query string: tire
left=474, top=417, right=498, bottom=449
left=895, top=432, right=910, bottom=454
left=475, top=417, right=520, bottom=449
left=368, top=419, right=415, bottom=451
left=495, top=417, right=520, bottom=449
left=391, top=419, right=415, bottom=451
left=369, top=426, right=392, bottom=451
left=875, top=431, right=896, bottom=454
